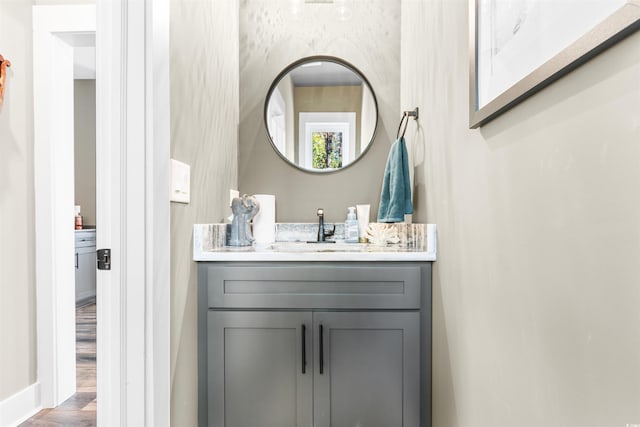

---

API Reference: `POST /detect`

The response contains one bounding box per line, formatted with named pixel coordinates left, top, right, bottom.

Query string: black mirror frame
left=264, top=55, right=379, bottom=174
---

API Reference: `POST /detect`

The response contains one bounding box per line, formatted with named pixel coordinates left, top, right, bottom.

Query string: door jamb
left=33, top=4, right=96, bottom=408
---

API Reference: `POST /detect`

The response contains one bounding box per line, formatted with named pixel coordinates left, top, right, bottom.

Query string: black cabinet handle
left=301, top=324, right=306, bottom=374
left=75, top=253, right=79, bottom=269
left=319, top=324, right=324, bottom=375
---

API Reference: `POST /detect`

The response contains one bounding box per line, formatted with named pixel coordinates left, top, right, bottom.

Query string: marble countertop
left=193, top=224, right=437, bottom=262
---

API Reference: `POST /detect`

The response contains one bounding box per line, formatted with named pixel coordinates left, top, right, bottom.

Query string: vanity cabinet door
left=75, top=247, right=96, bottom=305
left=313, top=311, right=420, bottom=427
left=207, top=311, right=313, bottom=427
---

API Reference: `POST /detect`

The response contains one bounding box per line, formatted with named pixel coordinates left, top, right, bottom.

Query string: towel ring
left=396, top=107, right=419, bottom=140
left=396, top=113, right=410, bottom=139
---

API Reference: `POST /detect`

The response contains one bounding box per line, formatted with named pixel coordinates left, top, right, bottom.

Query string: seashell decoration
left=366, top=223, right=400, bottom=246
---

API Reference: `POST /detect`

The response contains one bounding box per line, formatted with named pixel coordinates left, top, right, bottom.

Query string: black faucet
left=316, top=208, right=335, bottom=242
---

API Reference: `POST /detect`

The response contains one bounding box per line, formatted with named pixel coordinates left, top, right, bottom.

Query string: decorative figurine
left=229, top=194, right=260, bottom=246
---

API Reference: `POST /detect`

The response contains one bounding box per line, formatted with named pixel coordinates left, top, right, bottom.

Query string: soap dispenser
left=345, top=207, right=359, bottom=243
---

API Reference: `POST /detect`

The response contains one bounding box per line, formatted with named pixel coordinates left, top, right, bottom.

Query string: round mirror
left=264, top=56, right=378, bottom=173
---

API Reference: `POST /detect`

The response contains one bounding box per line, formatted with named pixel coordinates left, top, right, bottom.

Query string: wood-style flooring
left=21, top=303, right=96, bottom=426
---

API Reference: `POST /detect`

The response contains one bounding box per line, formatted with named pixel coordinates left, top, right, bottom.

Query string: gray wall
left=74, top=79, right=96, bottom=227
left=0, top=1, right=37, bottom=401
left=238, top=0, right=400, bottom=224
left=169, top=0, right=239, bottom=425
left=401, top=0, right=640, bottom=426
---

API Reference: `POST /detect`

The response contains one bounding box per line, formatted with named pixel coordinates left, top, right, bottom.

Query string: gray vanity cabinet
left=312, top=311, right=420, bottom=427
left=207, top=311, right=313, bottom=427
left=198, top=262, right=432, bottom=427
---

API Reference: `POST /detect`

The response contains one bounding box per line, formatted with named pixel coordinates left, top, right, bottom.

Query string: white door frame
left=33, top=4, right=96, bottom=408
left=97, top=0, right=170, bottom=424
left=34, top=2, right=170, bottom=425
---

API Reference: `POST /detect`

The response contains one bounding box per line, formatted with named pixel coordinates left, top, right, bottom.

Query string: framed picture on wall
left=469, top=0, right=640, bottom=128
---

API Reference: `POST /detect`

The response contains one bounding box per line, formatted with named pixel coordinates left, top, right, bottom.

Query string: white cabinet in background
left=75, top=229, right=96, bottom=306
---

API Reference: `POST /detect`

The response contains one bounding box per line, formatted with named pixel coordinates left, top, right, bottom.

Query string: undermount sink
left=266, top=241, right=368, bottom=253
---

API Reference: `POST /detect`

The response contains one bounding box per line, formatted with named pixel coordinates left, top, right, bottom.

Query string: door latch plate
left=97, top=248, right=111, bottom=270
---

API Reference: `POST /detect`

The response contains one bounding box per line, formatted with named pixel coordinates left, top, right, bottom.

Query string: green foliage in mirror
left=312, top=132, right=343, bottom=169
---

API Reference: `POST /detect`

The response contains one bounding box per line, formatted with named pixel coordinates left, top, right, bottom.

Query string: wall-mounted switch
left=170, top=159, right=190, bottom=204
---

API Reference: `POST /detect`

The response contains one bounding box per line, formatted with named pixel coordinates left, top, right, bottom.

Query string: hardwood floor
left=21, top=303, right=96, bottom=426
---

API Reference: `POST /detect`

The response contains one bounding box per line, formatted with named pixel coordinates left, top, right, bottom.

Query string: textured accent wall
left=401, top=1, right=640, bottom=425
left=74, top=79, right=96, bottom=227
left=169, top=0, right=239, bottom=425
left=239, top=0, right=401, bottom=223
left=0, top=1, right=36, bottom=401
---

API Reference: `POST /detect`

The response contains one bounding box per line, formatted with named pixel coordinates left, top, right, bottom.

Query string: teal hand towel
left=377, top=136, right=413, bottom=222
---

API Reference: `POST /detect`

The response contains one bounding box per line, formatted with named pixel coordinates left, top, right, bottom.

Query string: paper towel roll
left=252, top=194, right=276, bottom=244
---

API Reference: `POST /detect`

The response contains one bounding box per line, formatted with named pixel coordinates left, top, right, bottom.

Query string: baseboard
left=0, top=382, right=42, bottom=427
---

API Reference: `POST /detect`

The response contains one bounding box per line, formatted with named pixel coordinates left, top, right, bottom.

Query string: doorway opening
left=32, top=4, right=99, bottom=421
left=70, top=63, right=98, bottom=424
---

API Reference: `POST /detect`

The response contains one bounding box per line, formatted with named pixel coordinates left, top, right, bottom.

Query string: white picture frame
left=469, top=0, right=640, bottom=128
